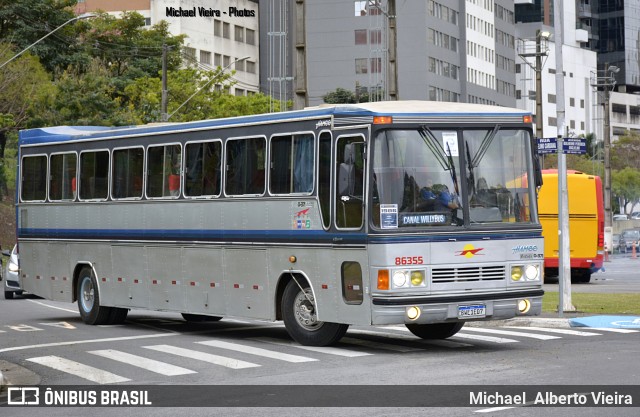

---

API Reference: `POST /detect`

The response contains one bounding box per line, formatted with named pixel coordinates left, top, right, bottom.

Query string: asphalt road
left=1, top=293, right=639, bottom=417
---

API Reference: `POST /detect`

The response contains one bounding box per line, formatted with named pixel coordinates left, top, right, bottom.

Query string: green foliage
left=612, top=167, right=640, bottom=214
left=30, top=60, right=139, bottom=126
left=0, top=0, right=84, bottom=72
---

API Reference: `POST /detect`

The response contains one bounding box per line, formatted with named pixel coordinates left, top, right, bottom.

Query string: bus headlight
left=410, top=270, right=425, bottom=286
left=511, top=266, right=523, bottom=281
left=392, top=270, right=409, bottom=288
left=524, top=264, right=540, bottom=281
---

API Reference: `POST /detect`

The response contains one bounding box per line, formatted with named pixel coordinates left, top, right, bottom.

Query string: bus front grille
left=431, top=266, right=506, bottom=283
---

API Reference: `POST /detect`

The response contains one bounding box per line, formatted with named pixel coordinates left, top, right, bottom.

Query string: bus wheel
left=405, top=322, right=465, bottom=339
left=181, top=313, right=222, bottom=322
left=282, top=280, right=348, bottom=346
left=4, top=290, right=14, bottom=300
left=77, top=267, right=112, bottom=325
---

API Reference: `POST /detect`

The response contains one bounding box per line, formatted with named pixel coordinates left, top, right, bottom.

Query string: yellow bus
left=537, top=169, right=604, bottom=283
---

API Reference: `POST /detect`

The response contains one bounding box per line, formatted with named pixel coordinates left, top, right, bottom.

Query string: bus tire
left=282, top=280, right=348, bottom=346
left=181, top=313, right=223, bottom=322
left=77, top=267, right=112, bottom=325
left=108, top=307, right=129, bottom=324
left=4, top=290, right=14, bottom=300
left=405, top=322, right=465, bottom=339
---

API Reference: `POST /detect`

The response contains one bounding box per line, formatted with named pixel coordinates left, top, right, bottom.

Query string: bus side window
left=147, top=144, right=181, bottom=198
left=185, top=141, right=221, bottom=197
left=225, top=137, right=265, bottom=196
left=79, top=150, right=109, bottom=200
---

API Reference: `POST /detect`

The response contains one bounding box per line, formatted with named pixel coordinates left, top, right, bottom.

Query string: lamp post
left=167, top=56, right=250, bottom=121
left=0, top=13, right=96, bottom=70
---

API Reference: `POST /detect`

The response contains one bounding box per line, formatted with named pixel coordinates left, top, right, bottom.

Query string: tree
left=0, top=48, right=54, bottom=196
left=126, top=68, right=282, bottom=123
left=29, top=59, right=139, bottom=127
left=611, top=131, right=640, bottom=171
left=612, top=167, right=640, bottom=215
left=0, top=0, right=87, bottom=72
left=323, top=88, right=357, bottom=104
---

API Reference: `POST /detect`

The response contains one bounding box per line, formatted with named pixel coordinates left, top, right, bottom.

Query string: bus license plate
left=458, top=304, right=486, bottom=319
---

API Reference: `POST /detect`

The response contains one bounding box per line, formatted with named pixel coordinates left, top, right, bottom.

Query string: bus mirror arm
left=531, top=137, right=544, bottom=188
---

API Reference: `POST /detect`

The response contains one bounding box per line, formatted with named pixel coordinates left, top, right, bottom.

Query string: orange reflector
left=373, top=116, right=392, bottom=124
left=377, top=269, right=390, bottom=290
left=523, top=115, right=533, bottom=124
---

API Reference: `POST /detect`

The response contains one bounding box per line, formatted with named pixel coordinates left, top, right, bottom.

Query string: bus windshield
left=372, top=127, right=534, bottom=229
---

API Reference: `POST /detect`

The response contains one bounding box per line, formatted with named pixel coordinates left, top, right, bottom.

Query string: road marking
left=505, top=326, right=602, bottom=336
left=39, top=322, right=77, bottom=330
left=252, top=337, right=372, bottom=357
left=89, top=349, right=197, bottom=376
left=340, top=337, right=423, bottom=352
left=27, top=356, right=130, bottom=384
left=197, top=340, right=317, bottom=363
left=588, top=327, right=640, bottom=333
left=0, top=333, right=178, bottom=354
left=351, top=329, right=474, bottom=348
left=453, top=333, right=519, bottom=344
left=27, top=299, right=78, bottom=313
left=143, top=344, right=260, bottom=369
left=461, top=327, right=561, bottom=340
left=475, top=406, right=517, bottom=413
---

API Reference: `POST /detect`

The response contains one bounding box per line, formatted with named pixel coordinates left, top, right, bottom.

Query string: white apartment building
left=76, top=0, right=260, bottom=96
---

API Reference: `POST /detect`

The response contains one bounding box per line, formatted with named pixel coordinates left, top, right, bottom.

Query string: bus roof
left=19, top=100, right=531, bottom=146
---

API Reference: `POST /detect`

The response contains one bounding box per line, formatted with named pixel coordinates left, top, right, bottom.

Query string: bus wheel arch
left=279, top=274, right=348, bottom=346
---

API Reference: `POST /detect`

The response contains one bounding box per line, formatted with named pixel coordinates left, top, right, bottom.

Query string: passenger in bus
left=419, top=179, right=459, bottom=211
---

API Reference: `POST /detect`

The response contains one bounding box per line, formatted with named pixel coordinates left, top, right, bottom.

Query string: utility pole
left=554, top=0, right=575, bottom=315
left=517, top=30, right=550, bottom=140
left=161, top=44, right=168, bottom=122
left=590, top=64, right=619, bottom=249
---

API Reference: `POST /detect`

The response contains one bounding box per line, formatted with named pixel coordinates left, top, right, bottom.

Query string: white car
left=3, top=245, right=22, bottom=299
left=613, top=214, right=629, bottom=221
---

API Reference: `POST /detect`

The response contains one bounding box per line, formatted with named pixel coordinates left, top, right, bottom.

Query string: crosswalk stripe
left=349, top=329, right=474, bottom=348
left=461, top=327, right=561, bottom=340
left=588, top=327, right=640, bottom=333
left=196, top=340, right=317, bottom=363
left=88, top=349, right=197, bottom=376
left=505, top=326, right=602, bottom=336
left=143, top=345, right=260, bottom=369
left=252, top=337, right=372, bottom=357
left=453, top=333, right=519, bottom=343
left=27, top=356, right=130, bottom=384
left=340, top=337, right=423, bottom=352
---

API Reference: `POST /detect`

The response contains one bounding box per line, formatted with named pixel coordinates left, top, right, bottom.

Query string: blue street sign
left=536, top=137, right=557, bottom=154
left=562, top=138, right=587, bottom=155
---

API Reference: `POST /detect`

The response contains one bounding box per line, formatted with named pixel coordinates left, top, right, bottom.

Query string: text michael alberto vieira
left=470, top=391, right=633, bottom=406
left=166, top=6, right=255, bottom=17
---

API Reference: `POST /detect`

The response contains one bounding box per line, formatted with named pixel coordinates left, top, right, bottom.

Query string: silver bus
left=16, top=101, right=544, bottom=346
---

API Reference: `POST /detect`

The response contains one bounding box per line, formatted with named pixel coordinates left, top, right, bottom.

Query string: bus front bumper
left=370, top=289, right=544, bottom=325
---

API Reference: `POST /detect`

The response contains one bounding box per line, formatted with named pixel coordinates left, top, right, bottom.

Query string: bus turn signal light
left=377, top=269, right=390, bottom=290
left=523, top=115, right=533, bottom=124
left=373, top=116, right=392, bottom=124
